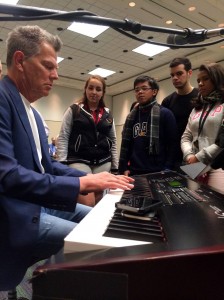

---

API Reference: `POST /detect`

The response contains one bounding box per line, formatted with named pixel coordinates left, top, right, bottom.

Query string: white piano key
left=64, top=192, right=151, bottom=253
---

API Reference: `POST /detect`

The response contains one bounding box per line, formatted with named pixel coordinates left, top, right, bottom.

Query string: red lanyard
left=84, top=104, right=104, bottom=124
left=91, top=107, right=104, bottom=124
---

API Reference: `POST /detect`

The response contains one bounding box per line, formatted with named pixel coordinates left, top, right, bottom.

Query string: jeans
left=69, top=162, right=111, bottom=174
left=31, top=204, right=92, bottom=263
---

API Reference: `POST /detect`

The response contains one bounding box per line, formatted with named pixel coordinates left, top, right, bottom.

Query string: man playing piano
left=0, top=25, right=134, bottom=292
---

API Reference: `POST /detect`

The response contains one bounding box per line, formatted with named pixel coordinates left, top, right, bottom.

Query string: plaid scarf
left=120, top=100, right=160, bottom=166
left=143, top=100, right=160, bottom=155
left=202, top=90, right=223, bottom=104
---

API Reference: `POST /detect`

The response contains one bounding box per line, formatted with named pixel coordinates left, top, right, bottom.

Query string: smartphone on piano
left=115, top=196, right=163, bottom=215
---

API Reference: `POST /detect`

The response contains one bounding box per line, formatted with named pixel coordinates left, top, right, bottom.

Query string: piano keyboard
left=64, top=171, right=224, bottom=254
left=64, top=190, right=151, bottom=253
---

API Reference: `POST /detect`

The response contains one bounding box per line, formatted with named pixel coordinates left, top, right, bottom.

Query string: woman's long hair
left=192, top=63, right=224, bottom=110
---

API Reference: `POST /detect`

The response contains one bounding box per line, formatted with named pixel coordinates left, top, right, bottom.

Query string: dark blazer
left=0, top=76, right=86, bottom=290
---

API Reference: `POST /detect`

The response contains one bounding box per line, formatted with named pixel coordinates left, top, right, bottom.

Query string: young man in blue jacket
left=119, top=75, right=178, bottom=176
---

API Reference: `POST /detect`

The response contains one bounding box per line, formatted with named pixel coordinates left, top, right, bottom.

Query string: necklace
left=198, top=103, right=214, bottom=137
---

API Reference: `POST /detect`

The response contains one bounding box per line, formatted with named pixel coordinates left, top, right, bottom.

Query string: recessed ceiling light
left=88, top=67, right=115, bottom=78
left=166, top=20, right=173, bottom=25
left=218, top=23, right=224, bottom=28
left=188, top=6, right=196, bottom=12
left=67, top=22, right=109, bottom=38
left=132, top=43, right=169, bottom=57
left=129, top=2, right=136, bottom=7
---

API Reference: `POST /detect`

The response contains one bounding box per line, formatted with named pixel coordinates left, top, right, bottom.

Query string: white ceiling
left=0, top=0, right=223, bottom=96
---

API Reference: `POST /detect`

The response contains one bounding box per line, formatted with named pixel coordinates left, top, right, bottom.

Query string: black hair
left=192, top=63, right=224, bottom=110
left=198, top=63, right=224, bottom=94
left=169, top=57, right=192, bottom=71
left=133, top=75, right=159, bottom=90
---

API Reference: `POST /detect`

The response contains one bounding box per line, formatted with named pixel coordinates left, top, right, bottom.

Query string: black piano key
left=109, top=220, right=162, bottom=233
left=104, top=225, right=165, bottom=243
left=110, top=216, right=161, bottom=229
left=103, top=175, right=167, bottom=243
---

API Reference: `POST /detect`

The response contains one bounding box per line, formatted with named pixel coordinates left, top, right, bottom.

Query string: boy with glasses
left=119, top=75, right=178, bottom=176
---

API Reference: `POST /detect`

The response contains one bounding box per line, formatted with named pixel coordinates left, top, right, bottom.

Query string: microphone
left=167, top=27, right=224, bottom=47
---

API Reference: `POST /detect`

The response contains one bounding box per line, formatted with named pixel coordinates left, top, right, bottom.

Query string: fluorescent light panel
left=0, top=0, right=18, bottom=3
left=67, top=22, right=109, bottom=38
left=132, top=43, right=169, bottom=57
left=88, top=67, right=115, bottom=77
left=57, top=56, right=64, bottom=63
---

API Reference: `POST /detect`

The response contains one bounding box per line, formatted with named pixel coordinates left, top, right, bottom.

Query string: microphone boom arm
left=0, top=3, right=192, bottom=35
left=0, top=3, right=223, bottom=48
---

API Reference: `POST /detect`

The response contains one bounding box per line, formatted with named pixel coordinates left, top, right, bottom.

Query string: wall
left=32, top=84, right=113, bottom=142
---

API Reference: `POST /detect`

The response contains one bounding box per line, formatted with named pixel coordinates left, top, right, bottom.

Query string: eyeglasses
left=134, top=86, right=152, bottom=93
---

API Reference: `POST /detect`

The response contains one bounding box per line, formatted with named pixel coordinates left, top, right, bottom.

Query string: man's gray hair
left=6, top=25, right=62, bottom=67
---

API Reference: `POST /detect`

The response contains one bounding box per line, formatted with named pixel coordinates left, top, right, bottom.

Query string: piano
left=65, top=170, right=224, bottom=254
left=33, top=171, right=224, bottom=300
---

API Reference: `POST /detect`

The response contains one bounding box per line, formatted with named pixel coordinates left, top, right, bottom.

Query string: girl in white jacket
left=181, top=63, right=224, bottom=192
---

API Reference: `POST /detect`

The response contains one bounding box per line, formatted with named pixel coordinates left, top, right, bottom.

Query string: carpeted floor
left=0, top=260, right=46, bottom=300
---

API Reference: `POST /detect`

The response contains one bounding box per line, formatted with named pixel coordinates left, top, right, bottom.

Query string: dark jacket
left=67, top=104, right=115, bottom=165
left=119, top=103, right=178, bottom=175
